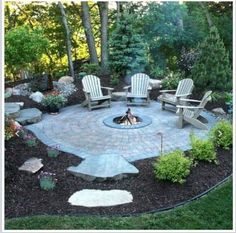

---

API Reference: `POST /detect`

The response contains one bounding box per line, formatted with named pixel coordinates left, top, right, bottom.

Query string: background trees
left=4, top=1, right=232, bottom=94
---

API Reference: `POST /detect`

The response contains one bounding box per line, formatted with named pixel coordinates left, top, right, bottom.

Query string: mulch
left=5, top=77, right=231, bottom=218
left=5, top=133, right=232, bottom=218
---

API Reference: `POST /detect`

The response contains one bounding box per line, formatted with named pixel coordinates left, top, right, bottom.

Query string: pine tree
left=109, top=11, right=147, bottom=78
left=190, top=26, right=232, bottom=92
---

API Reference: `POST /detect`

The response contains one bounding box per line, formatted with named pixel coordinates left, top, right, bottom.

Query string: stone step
left=68, top=189, right=133, bottom=207
left=67, top=153, right=139, bottom=181
left=5, top=103, right=21, bottom=118
left=16, top=108, right=42, bottom=125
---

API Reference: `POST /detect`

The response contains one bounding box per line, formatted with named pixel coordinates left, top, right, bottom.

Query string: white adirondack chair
left=158, top=78, right=194, bottom=111
left=177, top=91, right=212, bottom=130
left=82, top=75, right=114, bottom=111
left=123, top=73, right=151, bottom=106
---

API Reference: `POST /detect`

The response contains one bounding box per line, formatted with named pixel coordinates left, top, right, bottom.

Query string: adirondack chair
left=123, top=73, right=151, bottom=106
left=158, top=78, right=194, bottom=112
left=176, top=91, right=212, bottom=130
left=82, top=75, right=114, bottom=111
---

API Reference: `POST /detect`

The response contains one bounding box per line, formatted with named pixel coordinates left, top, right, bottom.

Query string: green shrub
left=41, top=94, right=67, bottom=110
left=153, top=150, right=192, bottom=184
left=209, top=120, right=232, bottom=149
left=161, top=71, right=182, bottom=90
left=190, top=134, right=217, bottom=163
left=38, top=171, right=57, bottom=191
left=110, top=74, right=120, bottom=86
left=81, top=63, right=101, bottom=75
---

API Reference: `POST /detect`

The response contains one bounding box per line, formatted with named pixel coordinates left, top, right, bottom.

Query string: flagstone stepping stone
left=67, top=154, right=139, bottom=181
left=68, top=189, right=133, bottom=207
left=5, top=103, right=21, bottom=118
left=16, top=108, right=42, bottom=125
left=18, top=157, right=43, bottom=173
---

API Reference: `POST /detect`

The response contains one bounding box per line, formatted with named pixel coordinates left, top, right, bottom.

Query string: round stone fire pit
left=103, top=114, right=152, bottom=129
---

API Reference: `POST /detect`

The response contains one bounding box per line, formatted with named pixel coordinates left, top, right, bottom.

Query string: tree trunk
left=58, top=1, right=75, bottom=78
left=199, top=2, right=213, bottom=28
left=81, top=2, right=99, bottom=64
left=98, top=2, right=109, bottom=74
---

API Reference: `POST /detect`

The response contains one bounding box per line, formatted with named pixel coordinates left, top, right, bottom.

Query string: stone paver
left=16, top=108, right=42, bottom=125
left=26, top=101, right=218, bottom=162
left=67, top=154, right=139, bottom=181
left=68, top=189, right=133, bottom=207
left=5, top=103, right=21, bottom=118
left=18, top=157, right=43, bottom=173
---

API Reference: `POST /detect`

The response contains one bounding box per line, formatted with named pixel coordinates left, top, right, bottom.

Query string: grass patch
left=5, top=178, right=232, bottom=230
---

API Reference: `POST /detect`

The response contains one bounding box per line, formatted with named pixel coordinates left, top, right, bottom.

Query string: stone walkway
left=26, top=101, right=218, bottom=162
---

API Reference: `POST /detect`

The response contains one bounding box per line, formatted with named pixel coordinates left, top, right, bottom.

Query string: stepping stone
left=212, top=107, right=226, bottom=115
left=112, top=92, right=126, bottom=101
left=67, top=154, right=139, bottom=181
left=68, top=189, right=133, bottom=207
left=5, top=103, right=21, bottom=118
left=18, top=157, right=43, bottom=173
left=16, top=108, right=42, bottom=125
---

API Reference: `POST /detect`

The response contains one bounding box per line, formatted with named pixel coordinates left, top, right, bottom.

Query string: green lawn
left=5, top=178, right=232, bottom=230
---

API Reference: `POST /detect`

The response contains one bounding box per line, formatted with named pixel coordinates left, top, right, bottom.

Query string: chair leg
left=161, top=101, right=165, bottom=110
left=88, top=101, right=92, bottom=111
left=177, top=108, right=184, bottom=128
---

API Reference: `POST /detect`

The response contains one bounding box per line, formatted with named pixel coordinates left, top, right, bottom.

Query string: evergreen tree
left=190, top=26, right=232, bottom=92
left=109, top=11, right=147, bottom=78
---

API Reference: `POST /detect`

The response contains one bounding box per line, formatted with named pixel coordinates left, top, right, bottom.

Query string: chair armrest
left=180, top=98, right=201, bottom=103
left=177, top=105, right=204, bottom=109
left=159, top=89, right=176, bottom=93
left=175, top=93, right=192, bottom=97
left=83, top=89, right=90, bottom=94
left=101, top=86, right=114, bottom=91
left=123, top=86, right=131, bottom=90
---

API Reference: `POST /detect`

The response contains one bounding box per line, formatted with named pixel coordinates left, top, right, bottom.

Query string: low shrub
left=47, top=145, right=60, bottom=158
left=190, top=134, right=217, bottom=163
left=81, top=63, right=101, bottom=76
left=153, top=150, right=192, bottom=184
left=209, top=120, right=232, bottom=150
left=41, top=94, right=67, bottom=112
left=161, top=71, right=182, bottom=90
left=110, top=74, right=120, bottom=86
left=38, top=171, right=57, bottom=191
left=24, top=134, right=38, bottom=147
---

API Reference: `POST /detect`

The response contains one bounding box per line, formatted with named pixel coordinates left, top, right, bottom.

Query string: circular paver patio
left=26, top=101, right=218, bottom=162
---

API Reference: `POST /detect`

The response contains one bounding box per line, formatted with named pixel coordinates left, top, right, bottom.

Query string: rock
left=19, top=157, right=43, bottom=173
left=149, top=79, right=162, bottom=89
left=29, top=91, right=44, bottom=103
left=212, top=108, right=226, bottom=115
left=5, top=88, right=13, bottom=98
left=12, top=83, right=31, bottom=96
left=67, top=154, right=139, bottom=181
left=68, top=189, right=133, bottom=207
left=53, top=81, right=77, bottom=97
left=30, top=74, right=53, bottom=92
left=13, top=102, right=24, bottom=107
left=58, top=76, right=74, bottom=84
left=5, top=103, right=21, bottom=118
left=112, top=92, right=126, bottom=101
left=16, top=108, right=42, bottom=125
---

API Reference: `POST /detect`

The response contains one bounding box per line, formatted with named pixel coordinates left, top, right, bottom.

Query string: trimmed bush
left=190, top=134, right=217, bottom=163
left=153, top=150, right=192, bottom=184
left=209, top=120, right=232, bottom=150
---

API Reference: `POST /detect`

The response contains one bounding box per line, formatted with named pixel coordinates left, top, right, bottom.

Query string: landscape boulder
left=212, top=108, right=226, bottom=115
left=12, top=83, right=31, bottom=96
left=58, top=76, right=74, bottom=84
left=29, top=91, right=44, bottom=103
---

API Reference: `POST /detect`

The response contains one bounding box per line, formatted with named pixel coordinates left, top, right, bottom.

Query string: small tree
left=109, top=11, right=147, bottom=78
left=5, top=26, right=49, bottom=79
left=190, top=26, right=232, bottom=92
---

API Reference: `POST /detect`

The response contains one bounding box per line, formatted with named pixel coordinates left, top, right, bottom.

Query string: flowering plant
left=24, top=134, right=37, bottom=147
left=47, top=145, right=60, bottom=158
left=38, top=171, right=57, bottom=191
left=5, top=114, right=22, bottom=141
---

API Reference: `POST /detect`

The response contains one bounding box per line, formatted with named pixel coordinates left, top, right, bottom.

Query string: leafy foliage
left=38, top=171, right=57, bottom=191
left=5, top=26, right=49, bottom=75
left=41, top=94, right=67, bottom=110
left=209, top=120, right=232, bottom=149
left=190, top=134, right=217, bottom=163
left=161, top=71, right=183, bottom=90
left=153, top=150, right=192, bottom=184
left=190, top=26, right=232, bottom=92
left=109, top=11, right=147, bottom=77
left=81, top=63, right=101, bottom=76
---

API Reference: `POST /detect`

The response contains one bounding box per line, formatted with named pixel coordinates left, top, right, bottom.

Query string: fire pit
left=103, top=108, right=152, bottom=129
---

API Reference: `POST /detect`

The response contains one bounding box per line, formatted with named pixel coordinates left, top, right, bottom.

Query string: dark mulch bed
left=5, top=133, right=232, bottom=219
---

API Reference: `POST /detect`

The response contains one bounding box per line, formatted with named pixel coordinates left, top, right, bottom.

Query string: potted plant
left=41, top=94, right=67, bottom=114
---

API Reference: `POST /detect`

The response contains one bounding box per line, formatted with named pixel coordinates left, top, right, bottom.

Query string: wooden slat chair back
left=124, top=73, right=151, bottom=106
left=82, top=75, right=113, bottom=110
left=176, top=78, right=194, bottom=97
left=82, top=75, right=103, bottom=99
